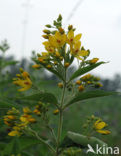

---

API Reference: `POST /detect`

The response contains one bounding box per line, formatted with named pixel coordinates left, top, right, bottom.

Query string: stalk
left=29, top=128, right=56, bottom=154
left=56, top=69, right=66, bottom=155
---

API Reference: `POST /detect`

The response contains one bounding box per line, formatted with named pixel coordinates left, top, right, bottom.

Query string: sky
left=0, top=0, right=121, bottom=78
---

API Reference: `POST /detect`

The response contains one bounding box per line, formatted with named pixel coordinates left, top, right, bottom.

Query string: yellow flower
left=28, top=118, right=36, bottom=123
left=38, top=57, right=44, bottom=63
left=76, top=80, right=81, bottom=85
left=22, top=71, right=30, bottom=78
left=49, top=31, right=67, bottom=48
left=13, top=126, right=21, bottom=131
left=7, top=115, right=16, bottom=120
left=41, top=52, right=49, bottom=57
left=53, top=109, right=59, bottom=115
left=95, top=82, right=103, bottom=88
left=4, top=120, right=12, bottom=127
left=8, top=130, right=20, bottom=136
left=20, top=114, right=36, bottom=124
left=78, top=85, right=85, bottom=92
left=81, top=74, right=91, bottom=81
left=32, top=64, right=41, bottom=69
left=55, top=51, right=61, bottom=57
left=20, top=116, right=28, bottom=123
left=67, top=29, right=82, bottom=46
left=46, top=64, right=52, bottom=69
left=94, top=119, right=111, bottom=135
left=7, top=107, right=19, bottom=115
left=13, top=70, right=32, bottom=92
left=54, top=61, right=58, bottom=65
left=64, top=62, right=70, bottom=68
left=23, top=107, right=31, bottom=114
left=13, top=78, right=32, bottom=91
left=72, top=41, right=89, bottom=60
left=90, top=58, right=99, bottom=64
left=58, top=82, right=63, bottom=88
left=43, top=41, right=55, bottom=53
left=87, top=81, right=92, bottom=84
left=33, top=109, right=41, bottom=115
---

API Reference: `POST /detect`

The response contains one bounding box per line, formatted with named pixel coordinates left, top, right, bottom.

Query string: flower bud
left=76, top=80, right=81, bottom=85
left=32, top=64, right=41, bottom=69
left=45, top=24, right=52, bottom=28
left=42, top=35, right=49, bottom=39
left=58, top=82, right=63, bottom=88
left=78, top=85, right=85, bottom=92
left=57, top=14, right=62, bottom=21
left=46, top=64, right=52, bottom=69
left=54, top=61, right=58, bottom=65
left=43, top=29, right=50, bottom=34
left=64, top=62, right=70, bottom=68
left=95, top=82, right=103, bottom=88
left=68, top=25, right=73, bottom=30
left=59, top=27, right=64, bottom=34
left=90, top=58, right=99, bottom=64
left=53, top=109, right=59, bottom=115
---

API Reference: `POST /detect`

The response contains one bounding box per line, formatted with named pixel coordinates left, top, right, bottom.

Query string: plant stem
left=56, top=69, right=66, bottom=155
left=47, top=125, right=57, bottom=144
left=29, top=128, right=56, bottom=154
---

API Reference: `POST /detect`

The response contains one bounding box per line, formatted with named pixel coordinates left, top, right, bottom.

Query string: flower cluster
left=76, top=73, right=102, bottom=92
left=33, top=101, right=49, bottom=116
left=13, top=68, right=32, bottom=91
left=4, top=107, right=36, bottom=136
left=32, top=14, right=90, bottom=71
left=4, top=101, right=49, bottom=137
left=83, top=115, right=111, bottom=135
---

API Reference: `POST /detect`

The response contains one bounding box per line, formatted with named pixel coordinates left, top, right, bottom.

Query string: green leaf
left=61, top=131, right=107, bottom=149
left=0, top=99, right=20, bottom=109
left=20, top=92, right=58, bottom=105
left=3, top=138, right=20, bottom=155
left=19, top=137, right=41, bottom=151
left=33, top=58, right=64, bottom=81
left=47, top=68, right=64, bottom=81
left=69, top=62, right=106, bottom=81
left=64, top=90, right=118, bottom=109
left=3, top=137, right=40, bottom=155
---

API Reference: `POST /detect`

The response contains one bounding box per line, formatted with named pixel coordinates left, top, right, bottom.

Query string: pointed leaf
left=19, top=137, right=41, bottom=151
left=21, top=92, right=58, bottom=105
left=60, top=131, right=107, bottom=149
left=3, top=138, right=20, bottom=155
left=0, top=99, right=20, bottom=109
left=33, top=58, right=64, bottom=81
left=64, top=90, right=118, bottom=109
left=69, top=62, right=106, bottom=81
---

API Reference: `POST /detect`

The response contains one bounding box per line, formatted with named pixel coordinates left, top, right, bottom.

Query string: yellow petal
left=68, top=30, right=74, bottom=40
left=95, top=121, right=107, bottom=130
left=74, top=33, right=82, bottom=42
left=96, top=130, right=111, bottom=134
left=8, top=130, right=20, bottom=136
left=78, top=50, right=89, bottom=57
left=74, top=41, right=81, bottom=50
left=23, top=107, right=31, bottom=114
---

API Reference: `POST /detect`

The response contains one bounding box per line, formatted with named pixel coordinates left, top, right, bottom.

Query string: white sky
left=0, top=0, right=121, bottom=78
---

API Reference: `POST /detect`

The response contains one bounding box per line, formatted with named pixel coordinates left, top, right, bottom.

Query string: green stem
left=47, top=125, right=57, bottom=144
left=29, top=128, right=56, bottom=154
left=56, top=69, right=66, bottom=155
